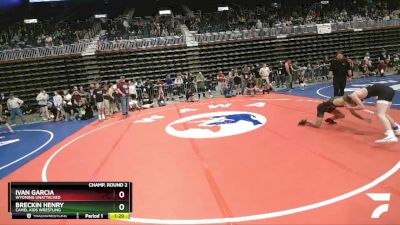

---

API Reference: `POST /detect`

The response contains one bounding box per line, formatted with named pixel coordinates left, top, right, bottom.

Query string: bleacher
left=96, top=45, right=190, bottom=82
left=0, top=19, right=399, bottom=106
left=0, top=55, right=99, bottom=105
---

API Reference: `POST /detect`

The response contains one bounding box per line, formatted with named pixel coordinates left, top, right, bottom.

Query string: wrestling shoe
left=375, top=135, right=398, bottom=143
left=298, top=119, right=307, bottom=126
left=325, top=118, right=337, bottom=125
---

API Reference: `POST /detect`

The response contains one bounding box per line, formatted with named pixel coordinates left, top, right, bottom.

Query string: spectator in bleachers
left=251, top=65, right=260, bottom=89
left=186, top=84, right=198, bottom=102
left=360, top=60, right=371, bottom=77
left=165, top=75, right=174, bottom=101
left=224, top=75, right=236, bottom=98
left=196, top=72, right=206, bottom=99
left=99, top=14, right=180, bottom=42
left=276, top=61, right=286, bottom=88
left=182, top=73, right=190, bottom=87
left=79, top=86, right=88, bottom=104
left=348, top=58, right=354, bottom=79
left=0, top=18, right=98, bottom=51
left=217, top=71, right=226, bottom=95
left=103, top=84, right=112, bottom=117
left=129, top=95, right=141, bottom=111
left=393, top=53, right=400, bottom=73
left=379, top=49, right=390, bottom=64
left=157, top=85, right=167, bottom=107
left=366, top=59, right=376, bottom=76
left=76, top=101, right=93, bottom=120
left=135, top=79, right=145, bottom=103
left=36, top=90, right=50, bottom=121
left=228, top=68, right=237, bottom=78
left=107, top=84, right=118, bottom=115
left=88, top=83, right=96, bottom=112
left=256, top=19, right=263, bottom=29
left=174, top=73, right=184, bottom=98
left=145, top=79, right=155, bottom=102
left=377, top=60, right=388, bottom=77
left=116, top=76, right=130, bottom=118
left=240, top=73, right=248, bottom=95
left=63, top=90, right=73, bottom=121
left=72, top=86, right=88, bottom=120
left=128, top=79, right=137, bottom=101
left=259, top=63, right=272, bottom=92
left=233, top=72, right=242, bottom=95
left=7, top=93, right=26, bottom=125
left=242, top=65, right=251, bottom=78
left=52, top=91, right=63, bottom=122
left=205, top=74, right=214, bottom=97
left=141, top=92, right=156, bottom=109
left=45, top=35, right=53, bottom=47
left=0, top=93, right=4, bottom=116
left=94, top=83, right=106, bottom=121
left=364, top=52, right=371, bottom=64
left=72, top=86, right=83, bottom=107
left=246, top=77, right=257, bottom=96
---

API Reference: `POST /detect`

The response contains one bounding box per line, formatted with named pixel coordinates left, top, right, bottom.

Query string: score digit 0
left=119, top=191, right=125, bottom=199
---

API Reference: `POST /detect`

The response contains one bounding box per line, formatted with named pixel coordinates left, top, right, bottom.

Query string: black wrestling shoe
left=298, top=119, right=307, bottom=126
left=325, top=118, right=337, bottom=125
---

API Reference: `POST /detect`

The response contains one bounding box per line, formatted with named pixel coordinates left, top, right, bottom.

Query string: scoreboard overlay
left=8, top=182, right=132, bottom=220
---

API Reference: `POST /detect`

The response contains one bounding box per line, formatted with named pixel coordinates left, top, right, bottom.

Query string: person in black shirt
left=254, top=64, right=262, bottom=89
left=298, top=95, right=370, bottom=128
left=233, top=73, right=242, bottom=95
left=246, top=79, right=256, bottom=96
left=329, top=52, right=352, bottom=96
left=88, top=83, right=96, bottom=112
left=144, top=79, right=154, bottom=102
left=94, top=83, right=106, bottom=121
left=284, top=58, right=294, bottom=90
left=347, top=84, right=400, bottom=143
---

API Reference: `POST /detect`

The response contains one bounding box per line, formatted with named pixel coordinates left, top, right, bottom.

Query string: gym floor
left=0, top=76, right=399, bottom=225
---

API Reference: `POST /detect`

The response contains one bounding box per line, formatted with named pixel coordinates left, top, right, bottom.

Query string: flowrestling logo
left=165, top=111, right=267, bottom=139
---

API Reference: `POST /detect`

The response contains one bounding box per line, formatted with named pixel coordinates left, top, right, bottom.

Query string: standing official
left=284, top=58, right=293, bottom=90
left=329, top=52, right=352, bottom=96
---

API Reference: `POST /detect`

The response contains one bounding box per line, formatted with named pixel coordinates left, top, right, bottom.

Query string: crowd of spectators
left=0, top=19, right=99, bottom=51
left=357, top=49, right=400, bottom=77
left=185, top=1, right=400, bottom=33
left=1, top=1, right=399, bottom=51
left=0, top=73, right=214, bottom=124
left=0, top=14, right=183, bottom=50
left=99, top=15, right=181, bottom=42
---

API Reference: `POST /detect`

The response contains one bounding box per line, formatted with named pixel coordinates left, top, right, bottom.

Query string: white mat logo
left=0, top=139, right=19, bottom=147
left=165, top=111, right=267, bottom=139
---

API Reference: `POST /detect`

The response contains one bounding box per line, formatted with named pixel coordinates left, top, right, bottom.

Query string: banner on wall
left=317, top=23, right=332, bottom=34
